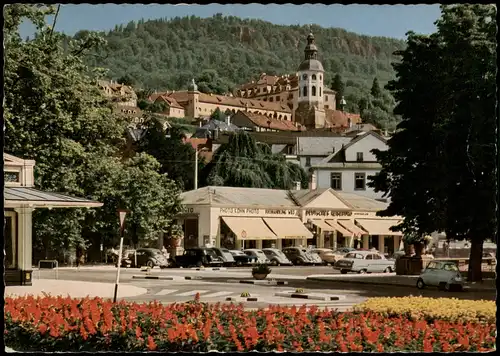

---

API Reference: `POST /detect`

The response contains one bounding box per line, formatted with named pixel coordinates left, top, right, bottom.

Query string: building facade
left=176, top=186, right=402, bottom=255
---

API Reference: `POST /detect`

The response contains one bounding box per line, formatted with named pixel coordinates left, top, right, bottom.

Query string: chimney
left=226, top=115, right=231, bottom=125
left=295, top=181, right=301, bottom=191
left=308, top=173, right=317, bottom=190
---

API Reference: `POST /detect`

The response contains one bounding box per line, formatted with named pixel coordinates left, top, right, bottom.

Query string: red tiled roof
left=184, top=138, right=209, bottom=150
left=325, top=109, right=362, bottom=128
left=156, top=95, right=184, bottom=109
left=198, top=93, right=291, bottom=113
left=238, top=111, right=300, bottom=132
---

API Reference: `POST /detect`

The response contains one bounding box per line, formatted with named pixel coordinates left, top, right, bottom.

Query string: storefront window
left=184, top=219, right=199, bottom=249
left=4, top=216, right=17, bottom=268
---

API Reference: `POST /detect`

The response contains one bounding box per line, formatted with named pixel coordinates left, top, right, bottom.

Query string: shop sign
left=305, top=210, right=352, bottom=217
left=220, top=208, right=260, bottom=215
left=181, top=207, right=195, bottom=214
left=219, top=208, right=299, bottom=216
left=264, top=209, right=298, bottom=216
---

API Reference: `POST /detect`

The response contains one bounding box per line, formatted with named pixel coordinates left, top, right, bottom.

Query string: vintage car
left=131, top=248, right=169, bottom=269
left=243, top=249, right=270, bottom=264
left=210, top=247, right=236, bottom=267
left=170, top=247, right=224, bottom=268
left=229, top=250, right=257, bottom=266
left=330, top=247, right=357, bottom=263
left=262, top=248, right=293, bottom=266
left=281, top=247, right=316, bottom=265
left=333, top=250, right=395, bottom=274
left=417, top=260, right=464, bottom=291
left=311, top=248, right=337, bottom=265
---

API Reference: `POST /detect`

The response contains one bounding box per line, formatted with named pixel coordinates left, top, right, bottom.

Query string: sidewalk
left=5, top=279, right=147, bottom=299
left=306, top=273, right=496, bottom=292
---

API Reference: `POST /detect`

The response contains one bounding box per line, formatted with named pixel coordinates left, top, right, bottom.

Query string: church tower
left=295, top=32, right=326, bottom=129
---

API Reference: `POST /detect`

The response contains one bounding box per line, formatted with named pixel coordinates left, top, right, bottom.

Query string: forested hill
left=81, top=14, right=406, bottom=94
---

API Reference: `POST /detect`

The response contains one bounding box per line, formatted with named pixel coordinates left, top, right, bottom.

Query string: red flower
left=136, top=325, right=142, bottom=339
left=38, top=323, right=48, bottom=335
left=147, top=335, right=157, bottom=351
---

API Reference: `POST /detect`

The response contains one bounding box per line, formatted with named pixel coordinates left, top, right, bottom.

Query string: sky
left=19, top=4, right=442, bottom=40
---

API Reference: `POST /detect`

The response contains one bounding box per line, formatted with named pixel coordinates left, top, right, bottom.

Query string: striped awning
left=311, top=219, right=334, bottom=231
left=325, top=220, right=353, bottom=237
left=337, top=219, right=367, bottom=236
left=221, top=217, right=277, bottom=240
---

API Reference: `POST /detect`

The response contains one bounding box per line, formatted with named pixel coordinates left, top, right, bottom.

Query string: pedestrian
left=76, top=246, right=82, bottom=269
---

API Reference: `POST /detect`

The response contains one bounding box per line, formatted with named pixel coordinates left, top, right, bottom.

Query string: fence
left=37, top=260, right=58, bottom=280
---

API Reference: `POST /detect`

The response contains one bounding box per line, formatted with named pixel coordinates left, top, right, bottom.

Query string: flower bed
left=353, top=296, right=496, bottom=324
left=4, top=295, right=496, bottom=352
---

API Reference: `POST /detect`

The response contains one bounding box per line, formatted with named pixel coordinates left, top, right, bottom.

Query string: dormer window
left=4, top=171, right=20, bottom=183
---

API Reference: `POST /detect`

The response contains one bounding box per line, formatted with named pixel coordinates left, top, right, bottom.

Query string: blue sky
left=20, top=4, right=441, bottom=40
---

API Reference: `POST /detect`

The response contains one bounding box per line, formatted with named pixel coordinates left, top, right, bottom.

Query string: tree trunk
left=467, top=238, right=483, bottom=282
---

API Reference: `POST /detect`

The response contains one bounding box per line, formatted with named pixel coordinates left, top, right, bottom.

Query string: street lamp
left=113, top=209, right=129, bottom=303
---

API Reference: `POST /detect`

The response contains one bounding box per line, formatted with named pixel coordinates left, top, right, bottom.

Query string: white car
left=262, top=248, right=293, bottom=266
left=243, top=249, right=270, bottom=264
left=334, top=250, right=395, bottom=274
left=417, top=260, right=464, bottom=291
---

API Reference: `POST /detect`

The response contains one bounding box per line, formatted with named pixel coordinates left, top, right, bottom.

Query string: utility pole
left=194, top=148, right=199, bottom=190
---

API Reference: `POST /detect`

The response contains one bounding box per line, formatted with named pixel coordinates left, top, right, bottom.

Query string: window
left=320, top=75, right=322, bottom=80
left=269, top=97, right=274, bottom=102
left=366, top=254, right=372, bottom=260
left=305, top=157, right=311, bottom=167
left=276, top=96, right=280, bottom=101
left=330, top=172, right=342, bottom=190
left=354, top=173, right=366, bottom=190
left=356, top=152, right=364, bottom=162
left=303, top=86, right=308, bottom=97
left=372, top=254, right=382, bottom=260
left=325, top=105, right=329, bottom=109
left=325, top=95, right=329, bottom=101
left=302, top=74, right=308, bottom=80
left=312, top=86, right=316, bottom=96
left=4, top=171, right=20, bottom=183
left=312, top=74, right=317, bottom=80
left=319, top=87, right=322, bottom=96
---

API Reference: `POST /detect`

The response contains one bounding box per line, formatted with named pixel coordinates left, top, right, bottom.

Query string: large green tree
left=201, top=131, right=308, bottom=189
left=369, top=4, right=496, bottom=281
left=330, top=73, right=345, bottom=105
left=4, top=5, right=182, bottom=260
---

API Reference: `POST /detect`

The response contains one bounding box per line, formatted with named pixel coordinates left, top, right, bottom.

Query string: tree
left=330, top=73, right=345, bottom=105
left=370, top=77, right=382, bottom=98
left=138, top=119, right=202, bottom=191
left=201, top=131, right=308, bottom=189
left=117, top=73, right=135, bottom=86
left=210, top=107, right=224, bottom=122
left=368, top=4, right=496, bottom=282
left=4, top=5, right=182, bottom=260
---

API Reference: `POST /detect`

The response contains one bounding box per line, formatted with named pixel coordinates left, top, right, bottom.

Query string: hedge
left=4, top=294, right=496, bottom=352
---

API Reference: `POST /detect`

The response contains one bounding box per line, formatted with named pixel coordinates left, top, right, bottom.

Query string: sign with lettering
left=219, top=208, right=299, bottom=216
left=180, top=206, right=195, bottom=214
left=264, top=209, right=299, bottom=216
left=220, top=208, right=260, bottom=215
left=305, top=210, right=352, bottom=218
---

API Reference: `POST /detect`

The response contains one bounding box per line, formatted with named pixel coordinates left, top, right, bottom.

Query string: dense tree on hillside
left=4, top=5, right=182, bottom=259
left=200, top=132, right=308, bottom=189
left=370, top=77, right=382, bottom=98
left=82, top=15, right=405, bottom=102
left=368, top=4, right=496, bottom=282
left=330, top=74, right=345, bottom=106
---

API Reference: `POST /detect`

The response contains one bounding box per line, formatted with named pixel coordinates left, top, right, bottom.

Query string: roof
left=115, top=106, right=143, bottom=118
left=297, top=136, right=351, bottom=156
left=200, top=119, right=240, bottom=132
left=198, top=93, right=291, bottom=113
left=298, top=59, right=324, bottom=72
left=325, top=109, right=362, bottom=128
left=184, top=138, right=210, bottom=150
left=4, top=187, right=103, bottom=208
left=236, top=111, right=299, bottom=132
left=127, top=128, right=146, bottom=142
left=180, top=186, right=388, bottom=212
left=343, top=131, right=387, bottom=150
left=156, top=95, right=184, bottom=109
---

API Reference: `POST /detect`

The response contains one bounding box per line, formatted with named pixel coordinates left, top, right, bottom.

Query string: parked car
left=262, top=248, right=293, bottom=266
left=281, top=247, right=315, bottom=265
left=308, top=250, right=324, bottom=265
left=128, top=247, right=168, bottom=268
left=210, top=248, right=236, bottom=267
left=170, top=247, right=223, bottom=268
left=243, top=249, right=270, bottom=264
left=333, top=250, right=395, bottom=274
left=229, top=250, right=257, bottom=266
left=331, top=247, right=356, bottom=263
left=311, top=248, right=337, bottom=265
left=417, top=260, right=464, bottom=291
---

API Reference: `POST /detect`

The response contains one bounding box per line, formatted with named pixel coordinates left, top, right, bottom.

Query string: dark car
left=229, top=250, right=257, bottom=266
left=281, top=247, right=315, bottom=265
left=171, top=247, right=224, bottom=268
left=210, top=248, right=236, bottom=267
left=129, top=248, right=169, bottom=269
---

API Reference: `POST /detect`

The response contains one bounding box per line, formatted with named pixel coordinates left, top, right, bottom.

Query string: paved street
left=27, top=265, right=495, bottom=311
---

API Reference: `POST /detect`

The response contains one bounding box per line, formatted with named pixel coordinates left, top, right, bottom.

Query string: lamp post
left=113, top=209, right=129, bottom=303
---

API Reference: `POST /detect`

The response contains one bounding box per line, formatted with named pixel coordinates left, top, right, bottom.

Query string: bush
left=353, top=296, right=496, bottom=323
left=252, top=263, right=271, bottom=275
left=4, top=295, right=496, bottom=352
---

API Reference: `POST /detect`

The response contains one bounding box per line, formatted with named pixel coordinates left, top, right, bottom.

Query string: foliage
left=4, top=296, right=496, bottom=352
left=252, top=263, right=272, bottom=275
left=330, top=73, right=345, bottom=105
left=370, top=77, right=382, bottom=98
left=353, top=296, right=496, bottom=324
left=368, top=4, right=496, bottom=281
left=201, top=131, right=308, bottom=189
left=209, top=107, right=225, bottom=122
left=138, top=120, right=203, bottom=191
left=4, top=5, right=181, bottom=258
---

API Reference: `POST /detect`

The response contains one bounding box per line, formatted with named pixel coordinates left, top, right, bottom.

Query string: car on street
left=333, top=250, right=395, bottom=274
left=417, top=260, right=464, bottom=291
left=330, top=247, right=356, bottom=263
left=210, top=247, right=236, bottom=267
left=308, top=250, right=324, bottom=265
left=262, top=248, right=293, bottom=266
left=281, top=247, right=316, bottom=265
left=170, top=247, right=224, bottom=268
left=243, top=249, right=270, bottom=264
left=229, top=250, right=257, bottom=266
left=311, top=248, right=337, bottom=265
left=130, top=248, right=169, bottom=269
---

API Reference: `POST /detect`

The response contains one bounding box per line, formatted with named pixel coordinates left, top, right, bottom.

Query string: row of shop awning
left=313, top=219, right=402, bottom=237
left=221, top=216, right=402, bottom=241
left=222, top=217, right=313, bottom=240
